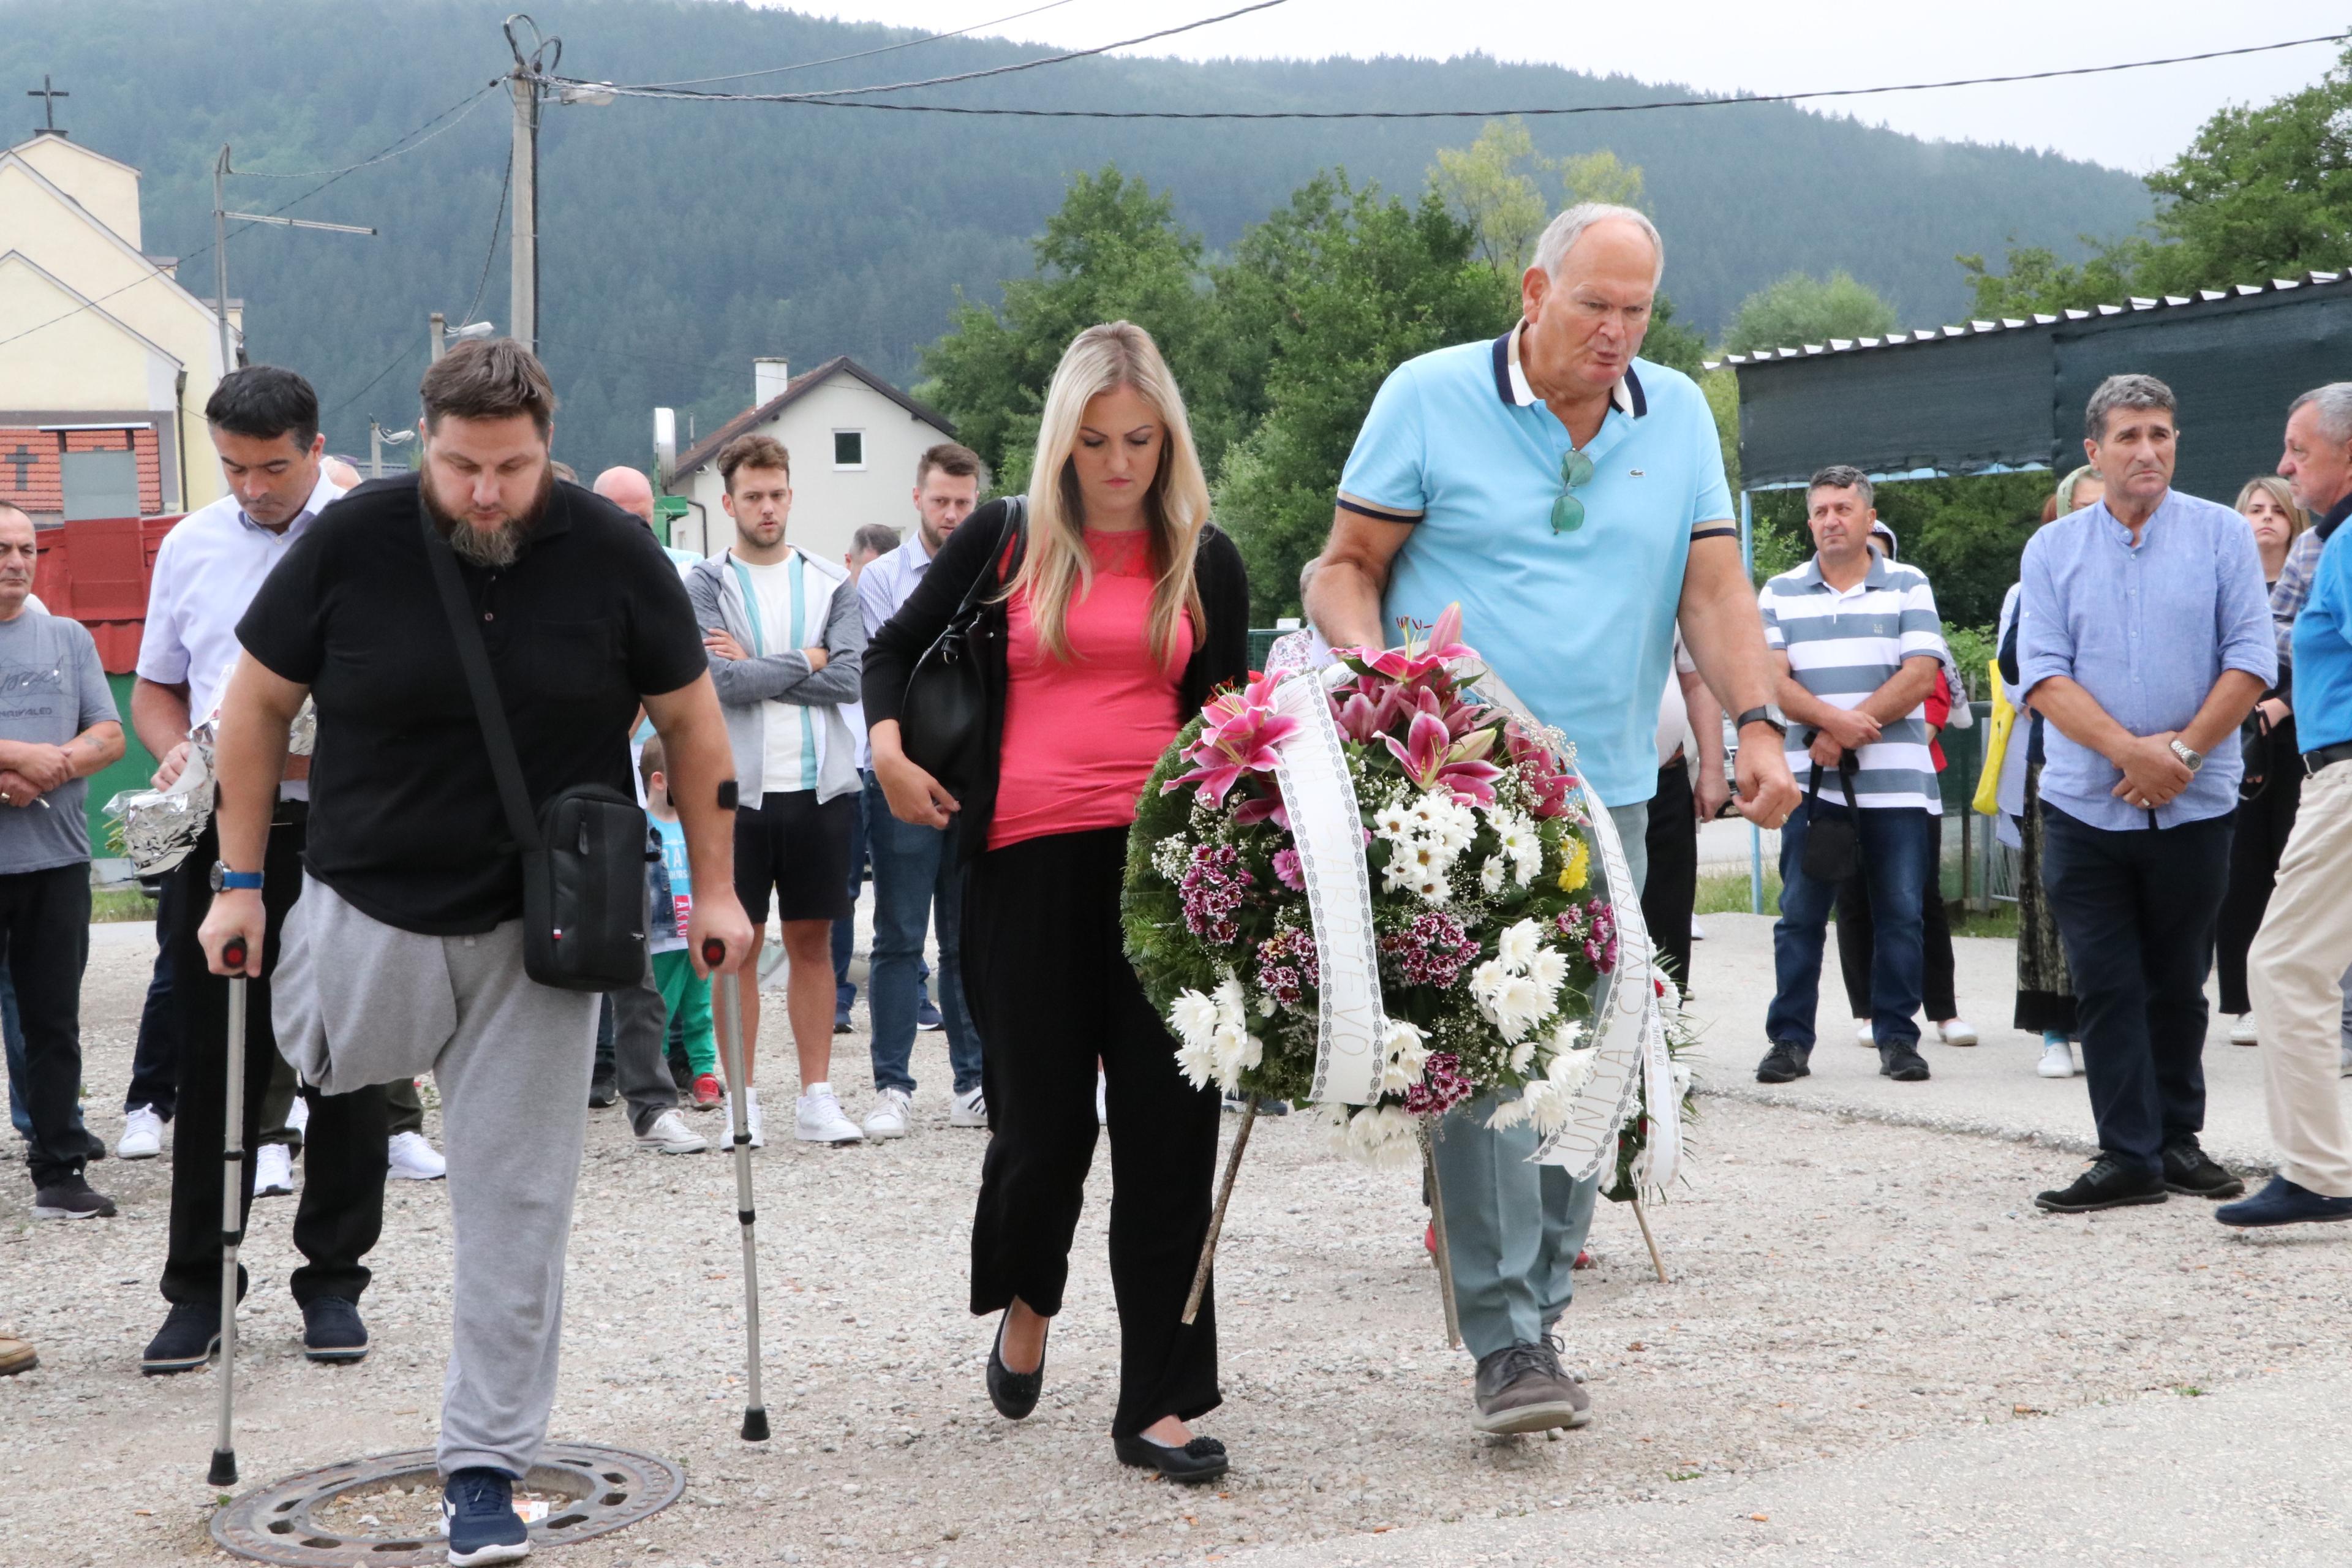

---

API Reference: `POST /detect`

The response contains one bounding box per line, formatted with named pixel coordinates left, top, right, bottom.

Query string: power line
left=222, top=84, right=500, bottom=178
left=455, top=145, right=513, bottom=329
left=556, top=0, right=1287, bottom=104
left=322, top=341, right=420, bottom=420
left=575, top=28, right=2346, bottom=118
left=631, top=0, right=1088, bottom=89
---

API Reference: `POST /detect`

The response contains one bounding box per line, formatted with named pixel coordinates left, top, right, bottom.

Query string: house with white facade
left=662, top=356, right=958, bottom=565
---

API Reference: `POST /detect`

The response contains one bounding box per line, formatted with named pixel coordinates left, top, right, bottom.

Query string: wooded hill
left=2, top=0, right=2148, bottom=472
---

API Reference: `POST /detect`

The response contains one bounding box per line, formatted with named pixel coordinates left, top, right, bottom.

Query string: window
left=832, top=430, right=865, bottom=470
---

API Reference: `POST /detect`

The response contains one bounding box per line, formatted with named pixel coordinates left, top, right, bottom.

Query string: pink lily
left=1165, top=671, right=1298, bottom=809
left=1385, top=712, right=1506, bottom=805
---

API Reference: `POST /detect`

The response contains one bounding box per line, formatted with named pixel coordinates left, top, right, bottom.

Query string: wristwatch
left=1734, top=704, right=1790, bottom=737
left=2168, top=738, right=2204, bottom=774
left=210, top=862, right=264, bottom=892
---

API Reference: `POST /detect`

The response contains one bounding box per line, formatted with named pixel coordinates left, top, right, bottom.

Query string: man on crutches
left=202, top=339, right=748, bottom=1567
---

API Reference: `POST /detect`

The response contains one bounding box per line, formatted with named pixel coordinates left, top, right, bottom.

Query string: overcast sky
left=750, top=0, right=2335, bottom=174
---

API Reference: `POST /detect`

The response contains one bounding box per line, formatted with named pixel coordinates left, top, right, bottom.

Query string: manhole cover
left=210, top=1442, right=685, bottom=1565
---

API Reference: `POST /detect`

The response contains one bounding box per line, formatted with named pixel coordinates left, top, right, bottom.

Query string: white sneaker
left=118, top=1104, right=164, bottom=1159
left=636, top=1108, right=707, bottom=1155
left=2037, top=1041, right=2076, bottom=1079
left=386, top=1129, right=447, bottom=1181
left=2230, top=1014, right=2259, bottom=1047
left=285, top=1093, right=310, bottom=1138
left=252, top=1142, right=296, bottom=1197
left=863, top=1087, right=912, bottom=1139
left=1689, top=918, right=1706, bottom=941
left=1853, top=1020, right=1875, bottom=1048
left=2340, top=1044, right=2351, bottom=1079
left=949, top=1084, right=987, bottom=1128
left=1096, top=1069, right=1108, bottom=1126
left=1936, top=1018, right=1980, bottom=1047
left=795, top=1085, right=861, bottom=1144
left=720, top=1087, right=766, bottom=1150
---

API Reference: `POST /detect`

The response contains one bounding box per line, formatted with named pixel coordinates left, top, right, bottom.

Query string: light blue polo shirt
left=1337, top=326, right=1733, bottom=807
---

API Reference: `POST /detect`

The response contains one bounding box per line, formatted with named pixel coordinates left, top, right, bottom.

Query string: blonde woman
left=2217, top=474, right=2312, bottom=1042
left=862, top=322, right=1251, bottom=1482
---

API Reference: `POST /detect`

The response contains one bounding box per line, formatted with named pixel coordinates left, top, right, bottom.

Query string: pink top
left=990, top=528, right=1195, bottom=852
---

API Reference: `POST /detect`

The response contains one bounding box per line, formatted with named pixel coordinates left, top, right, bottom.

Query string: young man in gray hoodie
left=685, top=433, right=867, bottom=1147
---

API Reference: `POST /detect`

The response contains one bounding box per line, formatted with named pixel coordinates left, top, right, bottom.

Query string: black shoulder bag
left=421, top=506, right=650, bottom=992
left=899, top=496, right=1025, bottom=794
left=1800, top=750, right=1868, bottom=884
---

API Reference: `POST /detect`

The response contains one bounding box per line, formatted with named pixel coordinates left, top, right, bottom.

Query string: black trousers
left=6, top=863, right=93, bottom=1190
left=160, top=814, right=388, bottom=1310
left=124, top=872, right=181, bottom=1118
left=2038, top=805, right=2233, bottom=1176
left=1640, top=757, right=1697, bottom=992
left=962, top=826, right=1221, bottom=1439
left=2218, top=733, right=2300, bottom=1016
left=1835, top=827, right=1959, bottom=1022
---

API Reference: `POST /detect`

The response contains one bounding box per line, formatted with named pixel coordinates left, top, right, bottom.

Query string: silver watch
left=2168, top=738, right=2203, bottom=774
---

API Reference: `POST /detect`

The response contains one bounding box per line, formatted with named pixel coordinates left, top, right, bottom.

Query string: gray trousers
left=274, top=873, right=600, bottom=1477
left=1433, top=800, right=1648, bottom=1358
left=610, top=962, right=679, bottom=1135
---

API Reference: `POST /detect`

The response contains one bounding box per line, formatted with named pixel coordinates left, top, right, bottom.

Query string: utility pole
left=430, top=311, right=447, bottom=363
left=211, top=144, right=376, bottom=377
left=368, top=419, right=414, bottom=478
left=503, top=13, right=560, bottom=356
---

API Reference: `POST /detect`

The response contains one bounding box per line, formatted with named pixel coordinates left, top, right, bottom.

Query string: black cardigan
left=862, top=497, right=1253, bottom=864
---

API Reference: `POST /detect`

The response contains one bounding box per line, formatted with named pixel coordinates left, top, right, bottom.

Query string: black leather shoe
left=2035, top=1155, right=2167, bottom=1214
left=986, top=1313, right=1046, bottom=1420
left=2162, top=1140, right=2245, bottom=1199
left=1114, top=1433, right=1229, bottom=1483
left=1878, top=1041, right=1931, bottom=1081
left=141, top=1302, right=221, bottom=1374
left=301, top=1296, right=370, bottom=1363
left=588, top=1072, right=619, bottom=1109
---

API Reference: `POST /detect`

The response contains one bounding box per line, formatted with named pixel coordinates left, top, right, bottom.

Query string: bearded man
left=203, top=337, right=749, bottom=1564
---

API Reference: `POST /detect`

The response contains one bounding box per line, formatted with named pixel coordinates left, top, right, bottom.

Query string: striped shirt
left=1759, top=551, right=1948, bottom=813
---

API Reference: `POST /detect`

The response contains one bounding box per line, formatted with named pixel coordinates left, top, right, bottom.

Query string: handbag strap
left=420, top=501, right=542, bottom=854
left=957, top=495, right=1025, bottom=619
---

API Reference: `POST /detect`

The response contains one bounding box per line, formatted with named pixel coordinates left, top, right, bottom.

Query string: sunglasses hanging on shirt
left=1551, top=449, right=1596, bottom=533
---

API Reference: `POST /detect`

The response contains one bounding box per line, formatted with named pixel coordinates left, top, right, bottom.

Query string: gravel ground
left=7, top=921, right=2351, bottom=1567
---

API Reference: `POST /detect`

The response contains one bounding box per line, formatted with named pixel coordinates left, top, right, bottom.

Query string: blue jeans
left=1434, top=799, right=1647, bottom=1358
left=1767, top=799, right=1934, bottom=1050
left=834, top=775, right=870, bottom=1015
left=864, top=772, right=981, bottom=1096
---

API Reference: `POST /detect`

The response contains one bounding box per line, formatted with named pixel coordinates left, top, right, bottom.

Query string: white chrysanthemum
left=1374, top=799, right=1412, bottom=840
left=1168, top=990, right=1220, bottom=1048
left=1479, top=854, right=1506, bottom=894
left=1412, top=869, right=1452, bottom=905
left=1257, top=994, right=1278, bottom=1017
left=1508, top=1038, right=1537, bottom=1075
left=1469, top=959, right=1509, bottom=1005
left=1494, top=810, right=1543, bottom=884
left=1175, top=1036, right=1219, bottom=1091
left=1496, top=918, right=1545, bottom=976
left=1485, top=974, right=1551, bottom=1042
left=1381, top=1018, right=1431, bottom=1093
left=1346, top=1105, right=1424, bottom=1168
left=1548, top=1016, right=1586, bottom=1054
left=1526, top=945, right=1568, bottom=1000
left=1210, top=1023, right=1264, bottom=1088
left=1213, top=973, right=1248, bottom=1023
left=1488, top=1044, right=1598, bottom=1135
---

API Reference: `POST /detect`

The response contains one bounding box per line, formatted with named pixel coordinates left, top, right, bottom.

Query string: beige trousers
left=2248, top=761, right=2352, bottom=1197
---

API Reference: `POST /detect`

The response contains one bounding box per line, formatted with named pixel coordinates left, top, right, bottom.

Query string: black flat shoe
left=986, top=1313, right=1046, bottom=1420
left=1114, top=1433, right=1229, bottom=1484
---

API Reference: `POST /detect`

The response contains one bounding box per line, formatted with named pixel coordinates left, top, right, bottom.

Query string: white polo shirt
left=138, top=470, right=345, bottom=794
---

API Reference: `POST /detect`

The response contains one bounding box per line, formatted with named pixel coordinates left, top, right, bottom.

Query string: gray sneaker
left=1471, top=1340, right=1591, bottom=1434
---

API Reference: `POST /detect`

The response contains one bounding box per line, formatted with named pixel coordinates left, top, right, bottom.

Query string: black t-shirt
left=237, top=474, right=706, bottom=934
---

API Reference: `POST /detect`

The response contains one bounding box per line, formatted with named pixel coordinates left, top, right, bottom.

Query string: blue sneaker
left=2215, top=1175, right=2352, bottom=1229
left=442, top=1467, right=529, bottom=1566
left=917, top=996, right=946, bottom=1032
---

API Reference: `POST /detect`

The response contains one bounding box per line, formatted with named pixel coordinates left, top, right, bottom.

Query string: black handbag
left=899, top=496, right=1025, bottom=793
left=421, top=505, right=650, bottom=992
left=1800, top=752, right=1868, bottom=884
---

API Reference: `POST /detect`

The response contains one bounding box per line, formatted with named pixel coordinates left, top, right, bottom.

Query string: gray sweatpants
left=274, top=873, right=600, bottom=1477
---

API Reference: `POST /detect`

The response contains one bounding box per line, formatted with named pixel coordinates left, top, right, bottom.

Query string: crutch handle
left=702, top=937, right=726, bottom=968
left=222, top=937, right=249, bottom=970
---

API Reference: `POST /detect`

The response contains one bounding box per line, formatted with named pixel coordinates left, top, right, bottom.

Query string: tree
left=921, top=168, right=1223, bottom=492
left=1719, top=270, right=1900, bottom=356
left=1558, top=149, right=1645, bottom=209
left=1215, top=176, right=1512, bottom=620
left=1428, top=119, right=1551, bottom=279
left=1956, top=238, right=2150, bottom=318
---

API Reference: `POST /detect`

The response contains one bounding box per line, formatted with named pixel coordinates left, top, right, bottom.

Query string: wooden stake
left=1420, top=1131, right=1463, bottom=1349
left=1182, top=1097, right=1260, bottom=1325
left=1631, top=1193, right=1669, bottom=1284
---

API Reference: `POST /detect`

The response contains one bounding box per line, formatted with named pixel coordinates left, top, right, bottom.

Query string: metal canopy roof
left=1714, top=270, right=2352, bottom=497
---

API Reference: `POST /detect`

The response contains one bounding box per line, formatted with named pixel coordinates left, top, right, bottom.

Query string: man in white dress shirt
left=135, top=368, right=393, bottom=1373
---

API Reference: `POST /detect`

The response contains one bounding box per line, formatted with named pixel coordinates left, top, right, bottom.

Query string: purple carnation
left=1178, top=843, right=1253, bottom=945
left=1403, top=1051, right=1474, bottom=1117
left=1380, top=911, right=1479, bottom=989
left=1583, top=900, right=1618, bottom=974
left=1272, top=847, right=1305, bottom=891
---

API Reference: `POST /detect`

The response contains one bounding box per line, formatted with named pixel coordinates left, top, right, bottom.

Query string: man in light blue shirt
left=2017, top=373, right=2272, bottom=1215
left=1311, top=202, right=1796, bottom=1436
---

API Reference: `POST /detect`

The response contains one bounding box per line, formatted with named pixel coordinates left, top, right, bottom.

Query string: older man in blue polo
left=1310, top=202, right=1797, bottom=1435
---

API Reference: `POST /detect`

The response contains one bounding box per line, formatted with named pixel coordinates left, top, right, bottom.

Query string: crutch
left=208, top=937, right=251, bottom=1487
left=706, top=937, right=769, bottom=1441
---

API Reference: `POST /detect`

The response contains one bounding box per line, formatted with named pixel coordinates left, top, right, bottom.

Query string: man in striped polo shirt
left=1755, top=465, right=1948, bottom=1086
